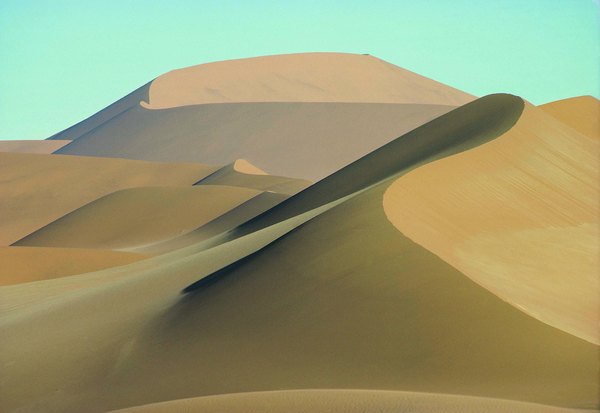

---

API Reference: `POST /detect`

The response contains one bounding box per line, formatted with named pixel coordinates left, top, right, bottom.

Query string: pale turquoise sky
left=1, top=0, right=598, bottom=140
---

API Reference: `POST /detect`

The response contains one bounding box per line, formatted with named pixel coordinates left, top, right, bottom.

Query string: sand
left=53, top=102, right=455, bottom=180
left=109, top=390, right=582, bottom=413
left=195, top=160, right=310, bottom=195
left=0, top=246, right=147, bottom=286
left=383, top=102, right=599, bottom=344
left=0, top=140, right=71, bottom=153
left=0, top=152, right=215, bottom=246
left=1, top=94, right=596, bottom=412
left=14, top=186, right=262, bottom=251
left=143, top=53, right=474, bottom=108
left=540, top=95, right=599, bottom=139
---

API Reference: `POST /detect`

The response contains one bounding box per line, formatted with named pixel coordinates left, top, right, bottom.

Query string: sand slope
left=0, top=246, right=147, bottom=286
left=0, top=152, right=215, bottom=245
left=144, top=52, right=474, bottom=108
left=540, top=95, right=599, bottom=139
left=2, top=95, right=596, bottom=412
left=194, top=160, right=310, bottom=194
left=383, top=102, right=599, bottom=344
left=13, top=186, right=261, bottom=251
left=109, top=390, right=582, bottom=413
left=53, top=102, right=454, bottom=180
left=0, top=140, right=70, bottom=153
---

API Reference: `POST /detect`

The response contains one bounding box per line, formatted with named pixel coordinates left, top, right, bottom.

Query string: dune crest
left=232, top=159, right=267, bottom=175
left=383, top=101, right=599, bottom=344
left=540, top=95, right=599, bottom=139
left=144, top=52, right=474, bottom=109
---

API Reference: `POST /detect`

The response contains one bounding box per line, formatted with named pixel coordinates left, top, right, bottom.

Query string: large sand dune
left=540, top=95, right=599, bottom=139
left=143, top=53, right=474, bottom=108
left=4, top=52, right=597, bottom=413
left=53, top=102, right=454, bottom=180
left=2, top=94, right=596, bottom=412
left=383, top=102, right=599, bottom=344
left=0, top=152, right=215, bottom=245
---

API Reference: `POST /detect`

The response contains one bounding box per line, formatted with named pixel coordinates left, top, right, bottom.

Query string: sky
left=0, top=0, right=598, bottom=140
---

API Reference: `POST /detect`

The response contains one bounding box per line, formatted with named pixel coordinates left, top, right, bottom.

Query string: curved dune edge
left=232, top=158, right=267, bottom=175
left=14, top=186, right=262, bottom=251
left=383, top=101, right=599, bottom=344
left=143, top=52, right=474, bottom=109
left=108, top=390, right=583, bottom=413
left=540, top=95, right=599, bottom=140
left=0, top=246, right=148, bottom=286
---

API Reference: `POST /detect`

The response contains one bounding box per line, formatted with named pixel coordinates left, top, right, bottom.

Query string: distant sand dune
left=14, top=186, right=261, bottom=251
left=540, top=95, right=599, bottom=139
left=383, top=102, right=599, bottom=344
left=195, top=159, right=310, bottom=194
left=53, top=102, right=455, bottom=180
left=108, top=390, right=582, bottom=413
left=0, top=246, right=147, bottom=286
left=144, top=52, right=474, bottom=108
left=0, top=152, right=215, bottom=245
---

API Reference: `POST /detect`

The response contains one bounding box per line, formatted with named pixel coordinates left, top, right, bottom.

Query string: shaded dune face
left=144, top=52, right=474, bottom=108
left=53, top=102, right=455, bottom=180
left=108, top=390, right=582, bottom=413
left=383, top=102, right=599, bottom=344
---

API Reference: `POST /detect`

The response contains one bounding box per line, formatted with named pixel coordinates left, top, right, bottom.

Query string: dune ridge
left=144, top=52, right=474, bottom=109
left=0, top=140, right=71, bottom=153
left=383, top=101, right=599, bottom=343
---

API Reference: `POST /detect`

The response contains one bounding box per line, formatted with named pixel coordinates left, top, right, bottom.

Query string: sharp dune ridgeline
left=0, top=53, right=598, bottom=413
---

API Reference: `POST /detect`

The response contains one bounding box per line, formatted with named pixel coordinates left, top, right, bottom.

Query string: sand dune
left=0, top=152, right=215, bottom=245
left=0, top=140, right=70, bottom=153
left=109, top=390, right=581, bottom=413
left=143, top=53, right=474, bottom=108
left=0, top=246, right=147, bottom=286
left=540, top=95, right=599, bottom=139
left=48, top=83, right=151, bottom=140
left=53, top=102, right=454, bottom=180
left=194, top=159, right=310, bottom=194
left=13, top=186, right=261, bottom=251
left=134, top=191, right=289, bottom=254
left=2, top=94, right=596, bottom=412
left=383, top=102, right=599, bottom=344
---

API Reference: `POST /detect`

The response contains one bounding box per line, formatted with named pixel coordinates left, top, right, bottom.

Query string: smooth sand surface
left=540, top=95, right=599, bottom=139
left=383, top=102, right=599, bottom=344
left=54, top=102, right=455, bottom=180
left=0, top=152, right=215, bottom=245
left=195, top=160, right=310, bottom=195
left=48, top=83, right=151, bottom=141
left=0, top=246, right=147, bottom=286
left=109, top=390, right=583, bottom=413
left=144, top=53, right=474, bottom=108
left=1, top=95, right=596, bottom=412
left=0, top=140, right=71, bottom=153
left=14, top=186, right=261, bottom=251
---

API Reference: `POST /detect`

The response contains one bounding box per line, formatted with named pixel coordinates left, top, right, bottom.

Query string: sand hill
left=1, top=54, right=597, bottom=413
left=0, top=140, right=70, bottom=153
